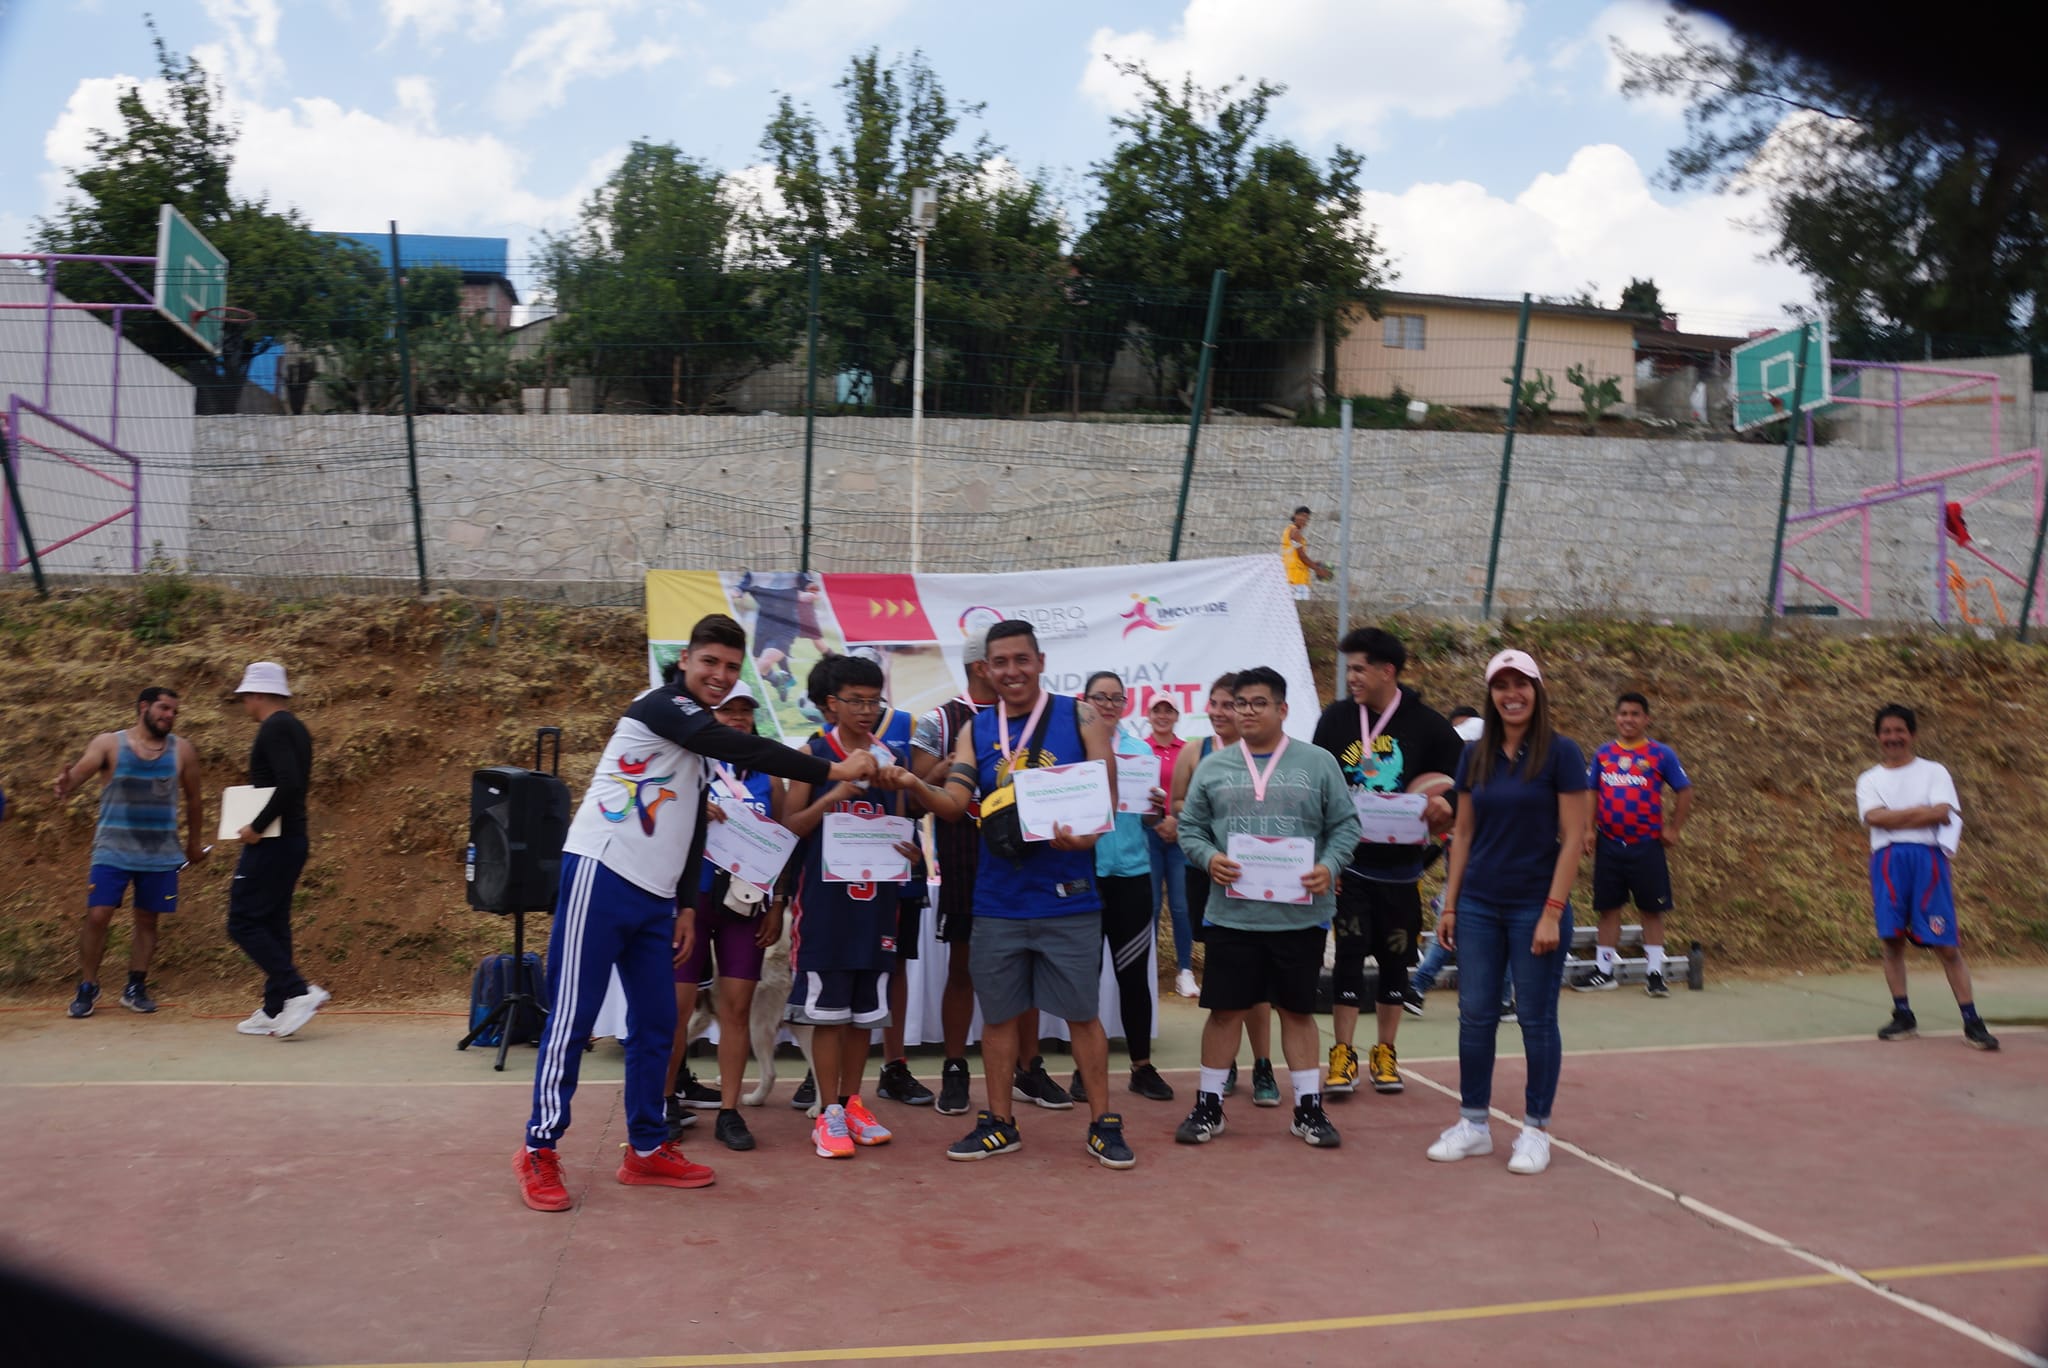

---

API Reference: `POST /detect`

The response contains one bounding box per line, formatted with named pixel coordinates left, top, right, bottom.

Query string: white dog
left=682, top=910, right=819, bottom=1117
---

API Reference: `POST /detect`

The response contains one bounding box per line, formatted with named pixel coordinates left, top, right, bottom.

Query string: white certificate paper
left=1352, top=791, right=1429, bottom=845
left=702, top=805, right=800, bottom=891
left=821, top=812, right=915, bottom=883
left=218, top=785, right=282, bottom=841
left=1114, top=751, right=1160, bottom=814
left=1012, top=760, right=1114, bottom=841
left=1225, top=833, right=1317, bottom=904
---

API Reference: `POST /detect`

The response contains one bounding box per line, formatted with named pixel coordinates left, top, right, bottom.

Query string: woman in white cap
left=1427, top=649, right=1590, bottom=1176
left=227, top=660, right=328, bottom=1039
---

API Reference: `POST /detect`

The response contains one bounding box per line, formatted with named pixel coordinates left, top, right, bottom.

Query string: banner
left=647, top=555, right=1318, bottom=741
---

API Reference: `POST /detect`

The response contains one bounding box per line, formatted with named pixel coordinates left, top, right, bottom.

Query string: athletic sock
left=1960, top=1001, right=1981, bottom=1025
left=1893, top=995, right=1911, bottom=1014
left=1198, top=1066, right=1230, bottom=1097
left=1643, top=944, right=1665, bottom=975
left=126, top=969, right=146, bottom=989
left=1595, top=945, right=1618, bottom=974
left=1290, top=1069, right=1320, bottom=1104
left=634, top=1147, right=658, bottom=1158
left=945, top=1055, right=967, bottom=1069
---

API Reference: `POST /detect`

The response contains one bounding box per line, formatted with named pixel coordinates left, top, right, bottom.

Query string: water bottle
left=1687, top=940, right=1705, bottom=991
left=465, top=842, right=477, bottom=884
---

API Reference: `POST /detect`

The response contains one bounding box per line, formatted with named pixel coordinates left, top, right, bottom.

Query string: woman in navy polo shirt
left=1427, top=649, right=1590, bottom=1177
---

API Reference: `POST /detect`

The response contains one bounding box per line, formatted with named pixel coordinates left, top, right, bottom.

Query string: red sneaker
left=617, top=1141, right=716, bottom=1189
left=514, top=1146, right=573, bottom=1212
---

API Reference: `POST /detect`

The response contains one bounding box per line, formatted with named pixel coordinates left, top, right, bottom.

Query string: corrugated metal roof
left=316, top=232, right=510, bottom=277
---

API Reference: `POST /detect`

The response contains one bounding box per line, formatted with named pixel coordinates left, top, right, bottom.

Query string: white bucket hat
left=234, top=661, right=292, bottom=696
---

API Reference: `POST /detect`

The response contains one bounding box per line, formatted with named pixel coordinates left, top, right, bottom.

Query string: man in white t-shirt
left=1854, top=703, right=1997, bottom=1051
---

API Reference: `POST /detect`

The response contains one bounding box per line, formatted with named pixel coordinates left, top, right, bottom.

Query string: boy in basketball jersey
left=780, top=655, right=921, bottom=1158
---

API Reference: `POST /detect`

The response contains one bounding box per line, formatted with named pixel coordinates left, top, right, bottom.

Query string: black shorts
left=937, top=879, right=974, bottom=944
left=895, top=897, right=922, bottom=960
left=1198, top=923, right=1325, bottom=1015
left=1593, top=836, right=1673, bottom=913
left=1333, top=876, right=1422, bottom=1005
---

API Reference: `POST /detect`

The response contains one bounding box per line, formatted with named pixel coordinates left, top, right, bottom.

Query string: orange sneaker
left=617, top=1141, right=715, bottom=1189
left=813, top=1103, right=856, bottom=1158
left=514, top=1146, right=573, bottom=1212
left=843, top=1095, right=893, bottom=1146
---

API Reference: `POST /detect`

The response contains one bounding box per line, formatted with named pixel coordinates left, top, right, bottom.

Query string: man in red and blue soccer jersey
left=1576, top=692, right=1693, bottom=997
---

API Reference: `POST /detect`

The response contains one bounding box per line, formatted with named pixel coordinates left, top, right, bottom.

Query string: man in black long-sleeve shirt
left=226, top=661, right=325, bottom=1039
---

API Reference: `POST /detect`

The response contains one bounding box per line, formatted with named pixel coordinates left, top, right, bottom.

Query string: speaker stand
left=457, top=908, right=550, bottom=1072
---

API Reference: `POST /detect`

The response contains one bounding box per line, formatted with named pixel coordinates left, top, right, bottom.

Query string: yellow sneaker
left=1368, top=1042, right=1403, bottom=1094
left=1325, top=1042, right=1360, bottom=1095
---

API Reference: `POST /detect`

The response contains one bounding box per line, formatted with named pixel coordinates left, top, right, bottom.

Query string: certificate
left=1225, top=833, right=1316, bottom=904
left=1012, top=760, right=1114, bottom=841
left=1114, top=751, right=1160, bottom=814
left=821, top=812, right=915, bottom=883
left=1352, top=791, right=1429, bottom=845
left=218, top=785, right=282, bottom=841
left=702, top=804, right=800, bottom=891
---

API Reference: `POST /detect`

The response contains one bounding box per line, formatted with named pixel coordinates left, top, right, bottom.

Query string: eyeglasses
left=1231, top=697, right=1275, bottom=713
left=829, top=695, right=886, bottom=713
left=1085, top=692, right=1128, bottom=709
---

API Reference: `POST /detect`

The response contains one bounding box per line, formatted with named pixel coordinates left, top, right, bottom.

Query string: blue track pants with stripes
left=526, top=853, right=678, bottom=1153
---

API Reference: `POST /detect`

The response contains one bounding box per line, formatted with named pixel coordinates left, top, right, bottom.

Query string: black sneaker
left=1877, top=1010, right=1918, bottom=1041
left=120, top=981, right=158, bottom=1014
left=1174, top=1092, right=1227, bottom=1145
left=676, top=1068, right=722, bottom=1109
left=1221, top=1061, right=1238, bottom=1097
left=1500, top=996, right=1517, bottom=1022
left=663, top=1095, right=699, bottom=1138
left=936, top=1058, right=972, bottom=1115
left=1291, top=1096, right=1342, bottom=1148
left=1400, top=985, right=1425, bottom=1018
left=66, top=982, right=98, bottom=1019
left=1963, top=1019, right=1999, bottom=1051
left=790, top=1069, right=817, bottom=1110
left=1128, top=1062, right=1175, bottom=1101
left=1068, top=1069, right=1088, bottom=1105
left=1012, top=1056, right=1073, bottom=1110
left=1573, top=968, right=1618, bottom=993
left=714, top=1109, right=756, bottom=1151
left=876, top=1059, right=934, bottom=1106
left=1645, top=971, right=1670, bottom=999
left=946, top=1110, right=1022, bottom=1161
left=1086, top=1113, right=1136, bottom=1169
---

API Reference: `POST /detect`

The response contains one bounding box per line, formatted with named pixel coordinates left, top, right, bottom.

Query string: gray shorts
left=969, top=910, right=1102, bottom=1026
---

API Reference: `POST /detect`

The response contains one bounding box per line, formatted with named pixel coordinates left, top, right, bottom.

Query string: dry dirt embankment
left=2, top=583, right=2044, bottom=1004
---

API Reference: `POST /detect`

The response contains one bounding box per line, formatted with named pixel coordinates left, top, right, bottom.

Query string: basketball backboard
left=154, top=204, right=229, bottom=354
left=1732, top=320, right=1830, bottom=431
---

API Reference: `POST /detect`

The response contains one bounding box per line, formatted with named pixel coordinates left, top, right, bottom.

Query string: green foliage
left=1619, top=277, right=1665, bottom=318
left=1507, top=369, right=1556, bottom=428
left=132, top=547, right=195, bottom=643
left=1565, top=362, right=1623, bottom=432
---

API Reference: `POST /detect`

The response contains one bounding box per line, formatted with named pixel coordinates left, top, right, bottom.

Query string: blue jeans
left=1453, top=894, right=1570, bottom=1127
left=1147, top=827, right=1192, bottom=971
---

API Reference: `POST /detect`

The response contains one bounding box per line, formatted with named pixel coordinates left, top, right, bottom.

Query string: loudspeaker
left=466, top=729, right=570, bottom=915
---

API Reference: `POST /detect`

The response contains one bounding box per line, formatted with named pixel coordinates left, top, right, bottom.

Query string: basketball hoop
left=192, top=305, right=256, bottom=327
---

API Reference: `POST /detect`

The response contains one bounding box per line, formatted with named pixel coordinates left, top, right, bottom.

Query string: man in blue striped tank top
left=54, top=687, right=205, bottom=1017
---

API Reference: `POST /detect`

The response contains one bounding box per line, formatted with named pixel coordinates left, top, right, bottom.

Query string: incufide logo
left=1121, top=592, right=1230, bottom=637
left=958, top=603, right=1089, bottom=642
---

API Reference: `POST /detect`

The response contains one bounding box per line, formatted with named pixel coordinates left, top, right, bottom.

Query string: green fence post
left=388, top=223, right=430, bottom=596
left=1481, top=293, right=1532, bottom=619
left=1761, top=325, right=1813, bottom=636
left=1, top=419, right=49, bottom=598
left=1168, top=268, right=1228, bottom=562
left=800, top=247, right=820, bottom=574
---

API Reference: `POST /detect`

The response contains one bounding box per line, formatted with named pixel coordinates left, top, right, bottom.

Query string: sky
left=0, top=0, right=1812, bottom=333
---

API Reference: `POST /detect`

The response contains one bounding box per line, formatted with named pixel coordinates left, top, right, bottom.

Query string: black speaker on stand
left=459, top=727, right=571, bottom=1070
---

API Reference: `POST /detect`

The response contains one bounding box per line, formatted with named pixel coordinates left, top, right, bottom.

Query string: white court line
left=1399, top=1064, right=2048, bottom=1368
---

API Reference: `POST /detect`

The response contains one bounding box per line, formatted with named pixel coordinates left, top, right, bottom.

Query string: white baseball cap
left=1483, top=649, right=1542, bottom=685
left=717, top=680, right=757, bottom=707
left=234, top=661, right=291, bottom=696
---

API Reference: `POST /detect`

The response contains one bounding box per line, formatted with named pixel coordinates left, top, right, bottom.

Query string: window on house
left=1382, top=313, right=1425, bottom=350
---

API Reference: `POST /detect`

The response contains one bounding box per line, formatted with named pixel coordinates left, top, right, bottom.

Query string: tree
left=33, top=24, right=384, bottom=413
left=1619, top=277, right=1666, bottom=319
left=1074, top=64, right=1388, bottom=410
left=536, top=141, right=790, bottom=412
left=1617, top=17, right=2048, bottom=359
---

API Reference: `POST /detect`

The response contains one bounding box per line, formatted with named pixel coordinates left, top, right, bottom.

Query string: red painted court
left=3, top=1028, right=2043, bottom=1367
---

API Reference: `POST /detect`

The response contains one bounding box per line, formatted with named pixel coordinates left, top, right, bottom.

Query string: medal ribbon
left=1239, top=736, right=1290, bottom=803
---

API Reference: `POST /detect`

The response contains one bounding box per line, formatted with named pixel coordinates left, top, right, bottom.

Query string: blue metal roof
left=316, top=232, right=510, bottom=277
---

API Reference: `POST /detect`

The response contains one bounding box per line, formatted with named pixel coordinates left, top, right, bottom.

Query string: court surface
left=2, top=969, right=2044, bottom=1367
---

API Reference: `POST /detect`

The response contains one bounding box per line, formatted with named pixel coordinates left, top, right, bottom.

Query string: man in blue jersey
left=514, top=614, right=877, bottom=1213
left=53, top=687, right=206, bottom=1017
left=883, top=619, right=1135, bottom=1169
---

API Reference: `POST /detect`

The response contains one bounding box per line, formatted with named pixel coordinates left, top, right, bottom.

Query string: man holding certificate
left=1311, top=627, right=1463, bottom=1098
left=1176, top=667, right=1359, bottom=1150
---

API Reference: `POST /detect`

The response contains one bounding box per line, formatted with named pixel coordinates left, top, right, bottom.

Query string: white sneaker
left=1426, top=1118, right=1493, bottom=1162
left=271, top=984, right=331, bottom=1038
left=1174, top=970, right=1199, bottom=999
left=235, top=1009, right=276, bottom=1036
left=1507, top=1127, right=1552, bottom=1175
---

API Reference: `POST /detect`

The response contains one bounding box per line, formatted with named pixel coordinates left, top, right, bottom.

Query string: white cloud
left=394, top=75, right=438, bottom=130
left=492, top=11, right=678, bottom=122
left=1586, top=0, right=1695, bottom=114
left=194, top=0, right=286, bottom=94
left=747, top=0, right=910, bottom=57
left=380, top=0, right=506, bottom=43
left=1367, top=143, right=1809, bottom=327
left=1082, top=0, right=1530, bottom=143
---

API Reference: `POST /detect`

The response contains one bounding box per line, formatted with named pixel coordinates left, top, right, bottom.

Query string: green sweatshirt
left=1177, top=739, right=1361, bottom=932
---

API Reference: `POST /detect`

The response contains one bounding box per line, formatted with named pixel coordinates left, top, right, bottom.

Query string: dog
left=682, top=911, right=820, bottom=1117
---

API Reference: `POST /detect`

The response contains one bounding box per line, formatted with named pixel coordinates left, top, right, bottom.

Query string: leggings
left=1097, top=873, right=1156, bottom=1062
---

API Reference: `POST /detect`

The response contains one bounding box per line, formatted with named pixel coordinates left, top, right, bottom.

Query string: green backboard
left=1731, top=320, right=1830, bottom=431
left=154, top=204, right=229, bottom=354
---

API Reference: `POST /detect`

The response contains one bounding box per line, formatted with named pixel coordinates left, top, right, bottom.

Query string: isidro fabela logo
left=958, top=603, right=1089, bottom=642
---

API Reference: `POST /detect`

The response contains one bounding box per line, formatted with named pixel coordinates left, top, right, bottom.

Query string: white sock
left=1198, top=1066, right=1230, bottom=1098
left=633, top=1147, right=658, bottom=1158
left=1290, top=1069, right=1320, bottom=1104
left=1645, top=944, right=1666, bottom=974
left=1595, top=944, right=1618, bottom=974
left=526, top=1145, right=542, bottom=1154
